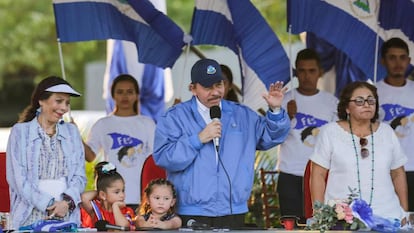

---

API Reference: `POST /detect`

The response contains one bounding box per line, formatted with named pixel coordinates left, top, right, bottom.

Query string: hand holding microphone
left=198, top=106, right=222, bottom=149
left=209, top=106, right=222, bottom=152
left=198, top=121, right=221, bottom=143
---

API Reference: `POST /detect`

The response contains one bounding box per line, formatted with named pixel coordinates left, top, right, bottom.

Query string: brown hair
left=18, top=76, right=76, bottom=122
left=139, top=178, right=177, bottom=216
left=220, top=64, right=239, bottom=103
left=94, top=161, right=124, bottom=193
left=337, top=81, right=379, bottom=122
left=111, top=74, right=140, bottom=114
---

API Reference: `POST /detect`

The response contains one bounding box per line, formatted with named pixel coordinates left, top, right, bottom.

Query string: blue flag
left=288, top=0, right=414, bottom=89
left=381, top=104, right=414, bottom=122
left=191, top=0, right=290, bottom=111
left=103, top=40, right=166, bottom=122
left=105, top=40, right=128, bottom=113
left=53, top=0, right=185, bottom=68
left=378, top=0, right=414, bottom=42
left=294, top=113, right=328, bottom=130
left=108, top=133, right=143, bottom=149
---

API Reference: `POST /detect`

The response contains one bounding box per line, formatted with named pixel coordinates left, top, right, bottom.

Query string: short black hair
left=295, top=48, right=322, bottom=69
left=381, top=37, right=409, bottom=58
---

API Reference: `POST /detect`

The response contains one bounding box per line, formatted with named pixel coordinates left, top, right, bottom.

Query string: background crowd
left=4, top=37, right=412, bottom=230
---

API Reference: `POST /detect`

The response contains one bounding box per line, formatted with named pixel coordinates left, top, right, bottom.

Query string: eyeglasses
left=360, top=137, right=369, bottom=158
left=349, top=96, right=376, bottom=106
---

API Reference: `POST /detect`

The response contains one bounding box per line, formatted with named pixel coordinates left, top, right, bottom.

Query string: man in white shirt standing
left=376, top=37, right=413, bottom=212
left=277, top=48, right=338, bottom=222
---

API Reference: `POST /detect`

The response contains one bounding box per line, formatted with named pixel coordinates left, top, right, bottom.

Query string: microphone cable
left=210, top=106, right=232, bottom=214
left=217, top=151, right=233, bottom=214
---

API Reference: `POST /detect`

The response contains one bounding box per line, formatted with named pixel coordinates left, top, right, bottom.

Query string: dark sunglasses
left=349, top=96, right=376, bottom=106
left=360, top=138, right=369, bottom=158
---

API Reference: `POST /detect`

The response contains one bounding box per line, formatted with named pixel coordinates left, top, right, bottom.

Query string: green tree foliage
left=1, top=1, right=286, bottom=225
left=167, top=0, right=299, bottom=43
left=0, top=0, right=105, bottom=125
left=252, top=0, right=298, bottom=43
left=0, top=0, right=296, bottom=126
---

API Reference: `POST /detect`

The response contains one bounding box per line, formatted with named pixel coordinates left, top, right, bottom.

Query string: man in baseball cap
left=191, top=58, right=224, bottom=88
left=154, top=57, right=290, bottom=229
left=189, top=58, right=224, bottom=107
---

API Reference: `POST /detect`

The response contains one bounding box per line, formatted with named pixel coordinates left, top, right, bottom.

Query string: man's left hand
left=262, top=81, right=287, bottom=109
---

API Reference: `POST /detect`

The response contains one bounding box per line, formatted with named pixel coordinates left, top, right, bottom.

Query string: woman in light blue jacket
left=6, top=76, right=86, bottom=229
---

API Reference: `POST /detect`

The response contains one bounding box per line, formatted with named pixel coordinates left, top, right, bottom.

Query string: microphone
left=209, top=105, right=221, bottom=152
left=186, top=219, right=210, bottom=230
left=95, top=220, right=130, bottom=231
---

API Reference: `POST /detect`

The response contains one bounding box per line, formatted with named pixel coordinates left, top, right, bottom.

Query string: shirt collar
left=195, top=97, right=222, bottom=124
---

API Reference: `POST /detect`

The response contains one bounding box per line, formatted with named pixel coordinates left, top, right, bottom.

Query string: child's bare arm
left=155, top=216, right=182, bottom=229
left=80, top=190, right=97, bottom=216
left=136, top=215, right=153, bottom=228
left=112, top=201, right=130, bottom=228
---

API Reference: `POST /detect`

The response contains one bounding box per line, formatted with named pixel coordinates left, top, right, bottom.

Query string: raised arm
left=80, top=190, right=98, bottom=217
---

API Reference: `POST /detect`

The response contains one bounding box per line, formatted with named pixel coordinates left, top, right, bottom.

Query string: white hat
left=45, top=84, right=81, bottom=97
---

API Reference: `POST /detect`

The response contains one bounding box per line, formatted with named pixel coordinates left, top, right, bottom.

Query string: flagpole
left=173, top=42, right=191, bottom=104
left=288, top=25, right=295, bottom=100
left=57, top=38, right=67, bottom=80
left=57, top=38, right=72, bottom=120
left=373, top=23, right=380, bottom=85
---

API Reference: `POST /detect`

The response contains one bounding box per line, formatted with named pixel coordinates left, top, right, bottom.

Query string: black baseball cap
left=191, top=59, right=223, bottom=87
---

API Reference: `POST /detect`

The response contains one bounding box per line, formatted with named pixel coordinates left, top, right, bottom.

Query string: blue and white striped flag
left=104, top=39, right=128, bottom=113
left=379, top=0, right=414, bottom=43
left=190, top=0, right=290, bottom=112
left=101, top=0, right=174, bottom=122
left=288, top=0, right=414, bottom=86
left=53, top=0, right=185, bottom=68
left=103, top=39, right=168, bottom=122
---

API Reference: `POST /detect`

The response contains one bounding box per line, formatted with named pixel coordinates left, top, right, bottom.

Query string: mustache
left=208, top=95, right=222, bottom=101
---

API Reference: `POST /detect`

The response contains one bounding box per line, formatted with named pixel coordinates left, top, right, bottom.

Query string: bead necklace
left=349, top=120, right=374, bottom=206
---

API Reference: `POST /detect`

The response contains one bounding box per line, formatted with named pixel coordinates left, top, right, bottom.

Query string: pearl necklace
left=349, top=120, right=374, bottom=206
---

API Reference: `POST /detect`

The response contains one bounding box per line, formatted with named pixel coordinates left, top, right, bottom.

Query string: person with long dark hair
left=80, top=161, right=135, bottom=229
left=6, top=76, right=86, bottom=229
left=84, top=74, right=155, bottom=210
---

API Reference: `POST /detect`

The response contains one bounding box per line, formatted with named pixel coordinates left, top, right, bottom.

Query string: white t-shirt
left=310, top=122, right=407, bottom=219
left=376, top=79, right=414, bottom=171
left=277, top=89, right=338, bottom=176
left=86, top=114, right=156, bottom=204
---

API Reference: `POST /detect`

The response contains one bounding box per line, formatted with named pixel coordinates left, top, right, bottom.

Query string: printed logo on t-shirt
left=381, top=104, right=414, bottom=138
left=108, top=133, right=148, bottom=168
left=294, top=112, right=328, bottom=148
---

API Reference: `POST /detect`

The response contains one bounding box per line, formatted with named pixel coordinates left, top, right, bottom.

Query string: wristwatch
left=62, top=193, right=76, bottom=213
left=268, top=106, right=281, bottom=113
left=46, top=198, right=55, bottom=211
